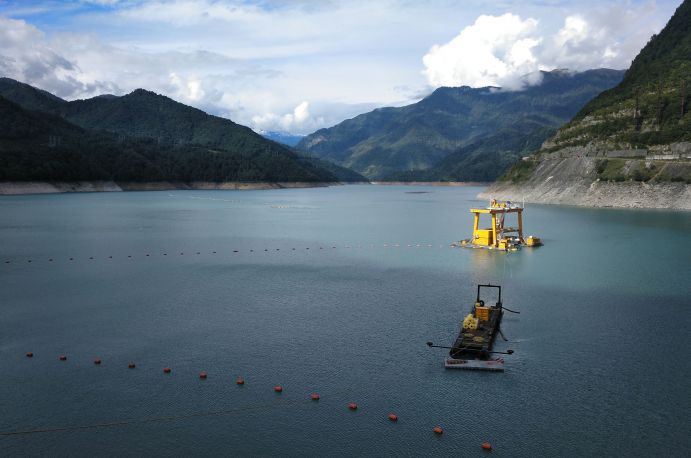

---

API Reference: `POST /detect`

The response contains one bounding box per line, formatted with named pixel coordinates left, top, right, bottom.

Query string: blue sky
left=0, top=0, right=684, bottom=134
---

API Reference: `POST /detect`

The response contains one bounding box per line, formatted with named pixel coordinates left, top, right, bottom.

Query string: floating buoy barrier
left=59, top=355, right=67, bottom=361
left=199, top=371, right=207, bottom=379
left=481, top=442, right=492, bottom=450
left=26, top=352, right=34, bottom=358
left=348, top=403, right=358, bottom=410
left=274, top=385, right=283, bottom=393
left=310, top=393, right=320, bottom=401
left=433, top=426, right=443, bottom=435
left=388, top=413, right=398, bottom=422
left=1, top=241, right=465, bottom=269
left=236, top=377, right=245, bottom=385
left=163, top=367, right=171, bottom=374
left=128, top=362, right=136, bottom=369
left=94, top=358, right=102, bottom=365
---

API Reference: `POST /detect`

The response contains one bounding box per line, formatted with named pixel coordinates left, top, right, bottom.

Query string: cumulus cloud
left=0, top=1, right=676, bottom=134
left=251, top=101, right=326, bottom=135
left=423, top=14, right=541, bottom=90
left=0, top=16, right=118, bottom=98
left=423, top=3, right=662, bottom=91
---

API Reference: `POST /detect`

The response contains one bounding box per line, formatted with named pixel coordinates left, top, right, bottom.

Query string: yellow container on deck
left=475, top=306, right=490, bottom=321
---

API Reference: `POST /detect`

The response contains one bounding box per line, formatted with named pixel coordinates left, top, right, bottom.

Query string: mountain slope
left=0, top=77, right=67, bottom=113
left=0, top=80, right=370, bottom=185
left=543, top=0, right=690, bottom=149
left=0, top=93, right=341, bottom=184
left=298, top=69, right=625, bottom=180
left=483, top=0, right=691, bottom=209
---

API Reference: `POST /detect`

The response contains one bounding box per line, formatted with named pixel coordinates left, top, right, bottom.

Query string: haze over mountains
left=0, top=79, right=364, bottom=185
left=297, top=69, right=625, bottom=181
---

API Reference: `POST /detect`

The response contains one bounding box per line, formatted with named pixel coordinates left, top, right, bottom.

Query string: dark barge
left=428, top=284, right=514, bottom=371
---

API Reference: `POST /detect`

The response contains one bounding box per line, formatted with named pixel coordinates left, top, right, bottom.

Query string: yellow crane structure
left=453, top=199, right=542, bottom=251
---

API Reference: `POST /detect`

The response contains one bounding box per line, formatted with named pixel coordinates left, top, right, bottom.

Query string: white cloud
left=0, top=1, right=679, bottom=133
left=0, top=16, right=118, bottom=97
left=423, top=13, right=541, bottom=90
left=251, top=101, right=328, bottom=135
left=422, top=3, right=667, bottom=91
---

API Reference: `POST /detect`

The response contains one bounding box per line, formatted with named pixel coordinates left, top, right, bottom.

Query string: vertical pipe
left=491, top=213, right=497, bottom=247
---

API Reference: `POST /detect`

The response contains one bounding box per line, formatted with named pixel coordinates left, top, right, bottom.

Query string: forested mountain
left=485, top=1, right=691, bottom=210
left=540, top=0, right=691, bottom=149
left=297, top=69, right=625, bottom=180
left=0, top=80, right=366, bottom=183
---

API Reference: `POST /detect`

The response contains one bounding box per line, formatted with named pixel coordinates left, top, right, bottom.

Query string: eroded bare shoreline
left=0, top=181, right=347, bottom=195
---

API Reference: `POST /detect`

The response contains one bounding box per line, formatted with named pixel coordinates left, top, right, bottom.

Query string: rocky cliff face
left=480, top=143, right=691, bottom=210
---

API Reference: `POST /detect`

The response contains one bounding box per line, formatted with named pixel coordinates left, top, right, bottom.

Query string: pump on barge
left=427, top=284, right=515, bottom=372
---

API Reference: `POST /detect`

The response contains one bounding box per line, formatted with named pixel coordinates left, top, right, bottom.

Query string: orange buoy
left=274, top=385, right=283, bottom=393
left=199, top=371, right=207, bottom=379
left=348, top=403, right=358, bottom=410
left=59, top=355, right=67, bottom=361
left=94, top=358, right=102, bottom=365
left=481, top=442, right=492, bottom=450
left=26, top=352, right=34, bottom=358
left=128, top=362, right=136, bottom=369
left=433, top=426, right=443, bottom=435
left=236, top=377, right=245, bottom=385
left=163, top=367, right=171, bottom=374
left=310, top=393, right=320, bottom=401
left=388, top=413, right=398, bottom=422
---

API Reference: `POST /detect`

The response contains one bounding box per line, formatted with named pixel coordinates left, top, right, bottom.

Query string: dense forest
left=0, top=95, right=348, bottom=183
left=0, top=80, right=366, bottom=183
left=298, top=69, right=625, bottom=181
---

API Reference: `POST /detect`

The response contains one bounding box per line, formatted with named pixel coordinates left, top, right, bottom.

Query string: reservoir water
left=1, top=185, right=689, bottom=457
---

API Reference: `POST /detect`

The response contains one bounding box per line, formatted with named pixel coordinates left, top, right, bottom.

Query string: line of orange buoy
left=14, top=352, right=496, bottom=446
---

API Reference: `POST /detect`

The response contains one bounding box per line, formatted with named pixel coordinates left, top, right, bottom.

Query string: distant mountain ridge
left=0, top=79, right=367, bottom=186
left=297, top=69, right=625, bottom=180
left=260, top=131, right=305, bottom=147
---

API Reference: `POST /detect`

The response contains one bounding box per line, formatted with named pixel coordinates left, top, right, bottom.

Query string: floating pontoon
left=427, top=284, right=516, bottom=372
left=452, top=199, right=542, bottom=251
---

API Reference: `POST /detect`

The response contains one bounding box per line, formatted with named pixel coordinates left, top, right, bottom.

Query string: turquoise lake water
left=0, top=185, right=690, bottom=457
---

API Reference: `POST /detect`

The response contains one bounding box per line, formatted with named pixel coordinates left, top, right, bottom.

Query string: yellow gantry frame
left=469, top=202, right=524, bottom=248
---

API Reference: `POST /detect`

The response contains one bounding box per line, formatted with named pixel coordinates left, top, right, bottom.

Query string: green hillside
left=0, top=79, right=369, bottom=183
left=0, top=94, right=342, bottom=183
left=547, top=0, right=691, bottom=149
left=298, top=69, right=624, bottom=180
